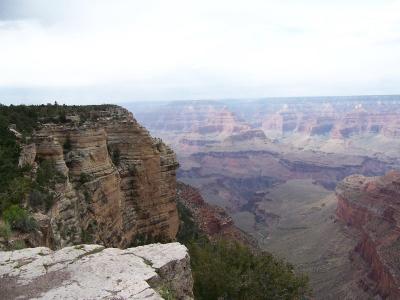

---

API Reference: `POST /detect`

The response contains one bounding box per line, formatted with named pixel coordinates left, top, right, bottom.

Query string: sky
left=0, top=0, right=400, bottom=104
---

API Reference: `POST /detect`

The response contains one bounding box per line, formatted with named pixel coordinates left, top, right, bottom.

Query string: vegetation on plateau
left=0, top=103, right=117, bottom=248
left=176, top=202, right=311, bottom=300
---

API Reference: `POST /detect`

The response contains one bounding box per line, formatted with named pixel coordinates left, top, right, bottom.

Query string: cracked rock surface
left=0, top=243, right=193, bottom=300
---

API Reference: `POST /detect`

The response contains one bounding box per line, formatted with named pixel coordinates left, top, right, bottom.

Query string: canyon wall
left=128, top=99, right=400, bottom=215
left=176, top=182, right=256, bottom=247
left=132, top=96, right=400, bottom=140
left=336, top=171, right=400, bottom=299
left=127, top=97, right=400, bottom=299
left=20, top=106, right=179, bottom=249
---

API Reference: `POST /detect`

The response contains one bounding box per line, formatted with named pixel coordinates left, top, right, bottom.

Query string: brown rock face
left=24, top=106, right=179, bottom=249
left=177, top=182, right=256, bottom=247
left=336, top=171, right=400, bottom=299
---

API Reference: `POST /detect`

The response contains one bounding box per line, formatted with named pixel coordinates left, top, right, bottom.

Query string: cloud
left=0, top=0, right=400, bottom=103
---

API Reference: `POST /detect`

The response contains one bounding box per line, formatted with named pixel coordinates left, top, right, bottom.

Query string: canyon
left=127, top=95, right=400, bottom=299
left=2, top=99, right=400, bottom=298
left=336, top=171, right=400, bottom=299
left=0, top=103, right=309, bottom=299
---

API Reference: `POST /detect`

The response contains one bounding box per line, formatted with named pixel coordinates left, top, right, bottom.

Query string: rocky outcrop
left=18, top=143, right=37, bottom=168
left=0, top=242, right=193, bottom=300
left=177, top=182, right=256, bottom=247
left=336, top=171, right=400, bottom=299
left=20, top=106, right=179, bottom=249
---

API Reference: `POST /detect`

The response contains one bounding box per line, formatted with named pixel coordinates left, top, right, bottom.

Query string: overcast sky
left=1, top=0, right=400, bottom=104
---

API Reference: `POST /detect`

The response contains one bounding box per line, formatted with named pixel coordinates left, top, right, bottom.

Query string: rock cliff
left=0, top=242, right=193, bottom=300
left=128, top=97, right=400, bottom=298
left=177, top=182, right=256, bottom=247
left=336, top=171, right=400, bottom=299
left=134, top=101, right=251, bottom=136
left=19, top=106, right=179, bottom=249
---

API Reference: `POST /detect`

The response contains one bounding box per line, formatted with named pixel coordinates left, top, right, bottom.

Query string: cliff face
left=135, top=102, right=251, bottom=136
left=176, top=182, right=256, bottom=247
left=20, top=106, right=179, bottom=249
left=0, top=242, right=193, bottom=300
left=336, top=171, right=400, bottom=299
left=257, top=101, right=400, bottom=139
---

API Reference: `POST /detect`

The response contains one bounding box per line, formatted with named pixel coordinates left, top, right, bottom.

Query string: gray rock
left=0, top=243, right=193, bottom=300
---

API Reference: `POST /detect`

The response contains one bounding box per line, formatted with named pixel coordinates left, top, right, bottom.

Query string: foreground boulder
left=0, top=242, right=193, bottom=300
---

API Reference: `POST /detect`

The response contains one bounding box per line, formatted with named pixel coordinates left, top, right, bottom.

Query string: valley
left=0, top=103, right=310, bottom=299
left=127, top=95, right=400, bottom=299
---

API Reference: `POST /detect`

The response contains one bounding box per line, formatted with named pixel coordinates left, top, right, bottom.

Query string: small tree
left=2, top=205, right=37, bottom=233
left=0, top=222, right=11, bottom=241
left=63, top=136, right=72, bottom=153
left=112, top=148, right=121, bottom=166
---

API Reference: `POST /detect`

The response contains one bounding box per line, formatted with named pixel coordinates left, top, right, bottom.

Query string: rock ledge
left=0, top=242, right=193, bottom=300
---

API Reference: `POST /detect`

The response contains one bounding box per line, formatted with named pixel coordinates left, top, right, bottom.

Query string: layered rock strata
left=336, top=171, right=400, bottom=299
left=0, top=242, right=193, bottom=300
left=20, top=106, right=179, bottom=249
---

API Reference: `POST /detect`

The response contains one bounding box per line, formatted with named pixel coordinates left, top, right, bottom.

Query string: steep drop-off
left=128, top=98, right=400, bottom=299
left=336, top=171, right=400, bottom=299
left=16, top=106, right=179, bottom=249
left=176, top=182, right=256, bottom=247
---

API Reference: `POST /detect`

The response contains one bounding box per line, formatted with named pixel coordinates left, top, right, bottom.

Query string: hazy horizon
left=1, top=0, right=400, bottom=104
left=2, top=92, right=400, bottom=106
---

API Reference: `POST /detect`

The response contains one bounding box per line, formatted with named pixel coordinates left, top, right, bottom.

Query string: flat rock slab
left=0, top=243, right=192, bottom=300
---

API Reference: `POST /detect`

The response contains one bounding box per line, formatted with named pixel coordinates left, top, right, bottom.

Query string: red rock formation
left=336, top=171, right=400, bottom=299
left=177, top=182, right=256, bottom=247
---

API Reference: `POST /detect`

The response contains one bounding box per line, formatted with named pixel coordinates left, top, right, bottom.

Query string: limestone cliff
left=0, top=242, right=193, bottom=300
left=19, top=106, right=179, bottom=249
left=336, top=171, right=400, bottom=299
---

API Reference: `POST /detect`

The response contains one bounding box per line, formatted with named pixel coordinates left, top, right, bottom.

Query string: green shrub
left=59, top=111, right=67, bottom=123
left=83, top=189, right=91, bottom=203
left=11, top=240, right=26, bottom=250
left=28, top=189, right=54, bottom=211
left=35, top=160, right=65, bottom=188
left=63, top=136, right=72, bottom=153
left=0, top=177, right=32, bottom=214
left=80, top=229, right=93, bottom=243
left=176, top=202, right=202, bottom=243
left=158, top=285, right=175, bottom=300
left=79, top=173, right=92, bottom=185
left=107, top=145, right=121, bottom=166
left=112, top=148, right=121, bottom=165
left=0, top=222, right=11, bottom=240
left=188, top=239, right=310, bottom=300
left=28, top=189, right=46, bottom=208
left=2, top=205, right=37, bottom=233
left=80, top=220, right=97, bottom=243
left=176, top=201, right=310, bottom=300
